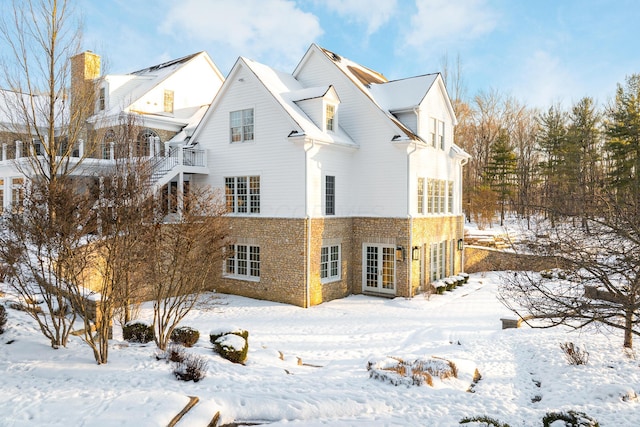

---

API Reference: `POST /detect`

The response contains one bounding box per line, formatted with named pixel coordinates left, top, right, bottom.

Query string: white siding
left=295, top=50, right=409, bottom=217
left=194, top=64, right=306, bottom=218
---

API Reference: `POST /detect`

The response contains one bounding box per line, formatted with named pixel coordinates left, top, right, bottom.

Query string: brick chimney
left=70, top=51, right=101, bottom=116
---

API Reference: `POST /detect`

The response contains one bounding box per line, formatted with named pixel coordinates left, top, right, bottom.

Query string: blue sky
left=82, top=0, right=640, bottom=108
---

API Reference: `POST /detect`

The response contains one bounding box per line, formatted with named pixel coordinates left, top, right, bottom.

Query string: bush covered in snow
left=0, top=304, right=6, bottom=334
left=367, top=356, right=458, bottom=387
left=122, top=321, right=154, bottom=344
left=210, top=327, right=249, bottom=364
left=459, top=415, right=510, bottom=427
left=170, top=326, right=200, bottom=347
left=542, top=410, right=599, bottom=427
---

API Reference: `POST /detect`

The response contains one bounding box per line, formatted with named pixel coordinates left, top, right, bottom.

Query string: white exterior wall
left=295, top=50, right=409, bottom=217
left=194, top=64, right=306, bottom=218
left=306, top=143, right=353, bottom=217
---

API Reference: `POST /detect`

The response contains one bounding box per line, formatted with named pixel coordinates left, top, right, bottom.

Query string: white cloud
left=403, top=0, right=498, bottom=49
left=320, top=0, right=399, bottom=35
left=511, top=50, right=576, bottom=108
left=160, top=0, right=323, bottom=70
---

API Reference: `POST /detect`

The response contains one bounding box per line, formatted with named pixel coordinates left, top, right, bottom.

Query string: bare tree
left=499, top=194, right=640, bottom=349
left=142, top=186, right=229, bottom=351
left=0, top=0, right=98, bottom=349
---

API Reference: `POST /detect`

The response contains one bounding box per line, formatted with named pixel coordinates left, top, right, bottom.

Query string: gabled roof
left=369, top=74, right=439, bottom=112
left=98, top=51, right=222, bottom=118
left=296, top=44, right=458, bottom=142
left=0, top=89, right=65, bottom=133
left=191, top=56, right=355, bottom=147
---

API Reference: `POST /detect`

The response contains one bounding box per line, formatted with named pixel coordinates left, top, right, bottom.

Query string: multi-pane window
left=430, top=118, right=445, bottom=149
left=326, top=104, right=335, bottom=132
left=98, top=87, right=106, bottom=111
left=225, top=176, right=260, bottom=214
left=417, top=177, right=425, bottom=214
left=230, top=108, right=254, bottom=142
left=430, top=118, right=437, bottom=147
left=423, top=178, right=454, bottom=214
left=430, top=241, right=447, bottom=282
left=225, top=244, right=260, bottom=280
left=164, top=89, right=174, bottom=113
left=325, top=175, right=335, bottom=215
left=11, top=177, right=24, bottom=212
left=320, top=244, right=341, bottom=282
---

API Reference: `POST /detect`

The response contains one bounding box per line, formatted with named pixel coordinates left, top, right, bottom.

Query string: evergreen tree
left=605, top=74, right=640, bottom=211
left=484, top=129, right=517, bottom=226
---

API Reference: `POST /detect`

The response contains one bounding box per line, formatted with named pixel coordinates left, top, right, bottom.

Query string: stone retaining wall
left=464, top=246, right=568, bottom=273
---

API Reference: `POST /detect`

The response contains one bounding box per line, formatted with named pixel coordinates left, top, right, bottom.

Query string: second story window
left=325, top=104, right=335, bottom=132
left=417, top=177, right=425, bottom=214
left=230, top=109, right=254, bottom=143
left=325, top=175, right=335, bottom=215
left=225, top=176, right=260, bottom=214
left=98, top=87, right=106, bottom=111
left=164, top=90, right=174, bottom=113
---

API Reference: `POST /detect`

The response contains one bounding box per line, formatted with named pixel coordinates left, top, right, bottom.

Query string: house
left=189, top=44, right=470, bottom=307
left=0, top=50, right=225, bottom=214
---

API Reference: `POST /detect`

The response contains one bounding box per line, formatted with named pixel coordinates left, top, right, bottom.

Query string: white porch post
left=109, top=141, right=115, bottom=160
left=78, top=139, right=84, bottom=158
left=15, top=140, right=22, bottom=158
left=2, top=143, right=6, bottom=161
left=177, top=172, right=184, bottom=217
left=149, top=136, right=155, bottom=157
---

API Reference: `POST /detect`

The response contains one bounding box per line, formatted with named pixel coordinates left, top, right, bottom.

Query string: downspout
left=407, top=137, right=419, bottom=298
left=304, top=138, right=316, bottom=308
left=459, top=156, right=469, bottom=273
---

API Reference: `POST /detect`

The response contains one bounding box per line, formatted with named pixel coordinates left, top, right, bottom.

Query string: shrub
left=460, top=416, right=510, bottom=427
left=213, top=333, right=248, bottom=364
left=122, top=321, right=154, bottom=343
left=560, top=342, right=589, bottom=365
left=459, top=272, right=469, bottom=283
left=209, top=327, right=249, bottom=344
left=171, top=326, right=200, bottom=347
left=367, top=356, right=458, bottom=387
left=173, top=353, right=208, bottom=382
left=542, top=410, right=599, bottom=427
left=158, top=343, right=187, bottom=363
left=0, top=305, right=6, bottom=334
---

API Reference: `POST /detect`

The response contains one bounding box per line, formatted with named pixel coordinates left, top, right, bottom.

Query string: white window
left=230, top=109, right=254, bottom=143
left=320, top=244, right=341, bottom=283
left=325, top=104, right=336, bottom=132
left=430, top=118, right=437, bottom=147
left=225, top=176, right=260, bottom=214
left=325, top=175, right=335, bottom=215
left=430, top=241, right=446, bottom=282
left=417, top=177, right=425, bottom=214
left=439, top=120, right=446, bottom=149
left=98, top=87, right=106, bottom=111
left=164, top=89, right=174, bottom=113
left=225, top=244, right=260, bottom=280
left=426, top=179, right=454, bottom=215
left=11, top=177, right=24, bottom=212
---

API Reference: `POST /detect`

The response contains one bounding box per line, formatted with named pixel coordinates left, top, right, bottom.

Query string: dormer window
left=98, top=87, right=106, bottom=111
left=325, top=104, right=336, bottom=132
left=164, top=89, right=174, bottom=113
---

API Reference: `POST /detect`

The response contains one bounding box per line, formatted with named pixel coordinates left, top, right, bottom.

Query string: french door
left=363, top=244, right=396, bottom=294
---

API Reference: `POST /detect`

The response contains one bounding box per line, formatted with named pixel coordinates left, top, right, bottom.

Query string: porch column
left=15, top=140, right=22, bottom=158
left=78, top=139, right=84, bottom=158
left=177, top=172, right=184, bottom=217
left=149, top=136, right=155, bottom=157
left=109, top=141, right=115, bottom=160
left=2, top=143, right=6, bottom=161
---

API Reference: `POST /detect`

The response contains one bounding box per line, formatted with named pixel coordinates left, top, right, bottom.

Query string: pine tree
left=484, top=129, right=517, bottom=225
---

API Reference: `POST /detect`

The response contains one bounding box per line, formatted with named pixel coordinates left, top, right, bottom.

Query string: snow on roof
left=288, top=86, right=331, bottom=102
left=0, top=88, right=66, bottom=131
left=369, top=74, right=439, bottom=112
left=242, top=57, right=356, bottom=147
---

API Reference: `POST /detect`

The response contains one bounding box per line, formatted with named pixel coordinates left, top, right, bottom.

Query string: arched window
left=136, top=129, right=159, bottom=157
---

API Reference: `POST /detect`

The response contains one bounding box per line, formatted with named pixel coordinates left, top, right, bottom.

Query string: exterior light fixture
left=457, top=239, right=464, bottom=251
left=396, top=246, right=404, bottom=261
left=412, top=246, right=420, bottom=261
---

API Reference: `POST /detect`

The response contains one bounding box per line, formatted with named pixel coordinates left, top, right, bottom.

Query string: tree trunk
left=624, top=309, right=634, bottom=349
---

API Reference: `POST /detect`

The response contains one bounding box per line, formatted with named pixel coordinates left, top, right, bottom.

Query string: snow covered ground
left=1, top=272, right=639, bottom=426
